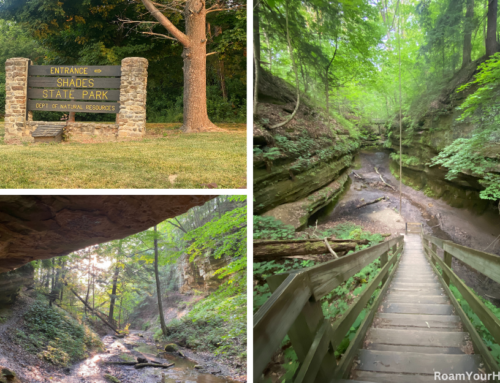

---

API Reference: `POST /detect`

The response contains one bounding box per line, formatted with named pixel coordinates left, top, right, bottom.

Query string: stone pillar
left=4, top=58, right=30, bottom=140
left=117, top=57, right=148, bottom=137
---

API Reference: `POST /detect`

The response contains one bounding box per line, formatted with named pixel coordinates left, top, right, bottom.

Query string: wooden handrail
left=422, top=234, right=500, bottom=375
left=423, top=234, right=500, bottom=284
left=253, top=235, right=404, bottom=381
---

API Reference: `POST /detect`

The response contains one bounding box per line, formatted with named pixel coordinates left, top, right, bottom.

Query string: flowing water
left=65, top=331, right=239, bottom=383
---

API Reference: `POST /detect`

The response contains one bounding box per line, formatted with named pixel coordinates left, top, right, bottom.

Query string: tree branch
left=142, top=31, right=178, bottom=41
left=140, top=0, right=190, bottom=47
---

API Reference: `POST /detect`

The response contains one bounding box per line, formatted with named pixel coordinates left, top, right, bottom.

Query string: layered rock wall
left=387, top=60, right=500, bottom=212
left=179, top=250, right=231, bottom=293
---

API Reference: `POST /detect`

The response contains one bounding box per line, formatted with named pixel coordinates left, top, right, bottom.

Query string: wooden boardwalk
left=344, top=234, right=484, bottom=382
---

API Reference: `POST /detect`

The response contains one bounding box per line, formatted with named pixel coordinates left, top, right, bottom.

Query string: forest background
left=255, top=0, right=500, bottom=205
left=0, top=0, right=246, bottom=123
left=20, top=195, right=247, bottom=370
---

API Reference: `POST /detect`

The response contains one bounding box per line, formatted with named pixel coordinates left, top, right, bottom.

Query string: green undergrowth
left=153, top=279, right=246, bottom=361
left=254, top=219, right=391, bottom=382
left=253, top=215, right=299, bottom=240
left=431, top=261, right=500, bottom=364
left=390, top=153, right=423, bottom=167
left=449, top=284, right=500, bottom=364
left=253, top=221, right=384, bottom=314
left=12, top=298, right=103, bottom=367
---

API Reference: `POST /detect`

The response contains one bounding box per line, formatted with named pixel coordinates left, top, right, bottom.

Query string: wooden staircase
left=344, top=234, right=484, bottom=382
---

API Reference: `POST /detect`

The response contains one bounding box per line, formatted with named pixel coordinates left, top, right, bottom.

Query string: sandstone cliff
left=254, top=69, right=359, bottom=228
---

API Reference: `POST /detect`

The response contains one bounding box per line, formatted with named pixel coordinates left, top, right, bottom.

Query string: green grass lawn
left=0, top=122, right=246, bottom=189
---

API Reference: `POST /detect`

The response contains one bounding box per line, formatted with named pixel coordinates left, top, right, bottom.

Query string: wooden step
left=356, top=349, right=482, bottom=374
left=384, top=295, right=448, bottom=304
left=392, top=277, right=437, bottom=282
left=389, top=288, right=443, bottom=295
left=375, top=313, right=460, bottom=325
left=350, top=370, right=483, bottom=382
left=390, top=282, right=441, bottom=288
left=382, top=303, right=453, bottom=315
left=365, top=328, right=468, bottom=347
left=366, top=343, right=464, bottom=354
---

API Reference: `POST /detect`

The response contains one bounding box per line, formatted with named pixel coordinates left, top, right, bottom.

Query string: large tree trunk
left=181, top=0, right=219, bottom=132
left=154, top=225, right=169, bottom=338
left=486, top=0, right=498, bottom=57
left=253, top=239, right=368, bottom=261
left=140, top=0, right=221, bottom=133
left=462, top=0, right=474, bottom=67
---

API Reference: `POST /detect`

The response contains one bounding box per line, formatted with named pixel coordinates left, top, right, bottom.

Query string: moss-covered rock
left=164, top=343, right=179, bottom=352
left=104, top=374, right=120, bottom=383
left=262, top=171, right=350, bottom=230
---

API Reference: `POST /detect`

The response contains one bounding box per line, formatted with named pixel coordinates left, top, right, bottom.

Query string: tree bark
left=462, top=0, right=474, bottom=67
left=269, top=0, right=300, bottom=129
left=325, top=41, right=338, bottom=116
left=108, top=242, right=122, bottom=325
left=108, top=265, right=120, bottom=325
left=254, top=0, right=261, bottom=70
left=140, top=0, right=220, bottom=133
left=155, top=225, right=169, bottom=338
left=486, top=0, right=498, bottom=57
left=253, top=239, right=368, bottom=261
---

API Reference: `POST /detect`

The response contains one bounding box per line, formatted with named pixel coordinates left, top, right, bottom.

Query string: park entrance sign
left=27, top=65, right=121, bottom=114
left=4, top=58, right=148, bottom=143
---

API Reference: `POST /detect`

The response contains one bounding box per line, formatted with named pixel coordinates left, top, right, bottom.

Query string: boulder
left=164, top=344, right=179, bottom=352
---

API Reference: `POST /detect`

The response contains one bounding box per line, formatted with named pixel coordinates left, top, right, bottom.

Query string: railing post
left=443, top=250, right=452, bottom=286
left=380, top=250, right=389, bottom=285
left=431, top=242, right=437, bottom=266
left=267, top=275, right=335, bottom=381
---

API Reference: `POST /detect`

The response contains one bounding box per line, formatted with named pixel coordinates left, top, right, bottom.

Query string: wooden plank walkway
left=347, top=234, right=485, bottom=382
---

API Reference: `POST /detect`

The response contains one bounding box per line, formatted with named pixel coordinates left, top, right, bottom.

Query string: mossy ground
left=11, top=298, right=103, bottom=367
left=0, top=122, right=246, bottom=189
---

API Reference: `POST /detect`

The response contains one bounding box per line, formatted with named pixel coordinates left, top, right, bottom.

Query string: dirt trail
left=314, top=149, right=500, bottom=302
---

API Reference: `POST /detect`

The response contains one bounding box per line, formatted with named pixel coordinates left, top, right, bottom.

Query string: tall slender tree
left=154, top=225, right=169, bottom=337
left=486, top=0, right=498, bottom=57
left=462, top=0, right=474, bottom=67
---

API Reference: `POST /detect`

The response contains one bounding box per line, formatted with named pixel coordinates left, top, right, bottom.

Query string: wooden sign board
left=27, top=65, right=122, bottom=114
left=29, top=65, right=121, bottom=77
left=28, top=89, right=120, bottom=101
left=28, top=77, right=121, bottom=89
left=27, top=100, right=119, bottom=114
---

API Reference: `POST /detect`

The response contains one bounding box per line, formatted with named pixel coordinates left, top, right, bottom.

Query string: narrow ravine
left=311, top=148, right=500, bottom=301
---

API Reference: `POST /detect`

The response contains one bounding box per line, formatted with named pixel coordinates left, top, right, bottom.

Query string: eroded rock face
left=0, top=263, right=34, bottom=306
left=179, top=250, right=231, bottom=293
left=0, top=196, right=214, bottom=273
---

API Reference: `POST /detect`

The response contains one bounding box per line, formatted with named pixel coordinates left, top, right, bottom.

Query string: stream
left=62, top=330, right=239, bottom=383
left=310, top=149, right=500, bottom=300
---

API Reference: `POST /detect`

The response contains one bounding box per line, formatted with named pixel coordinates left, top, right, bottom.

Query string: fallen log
left=103, top=362, right=138, bottom=365
left=134, top=362, right=175, bottom=369
left=68, top=287, right=119, bottom=334
left=356, top=196, right=386, bottom=209
left=374, top=167, right=396, bottom=191
left=253, top=238, right=368, bottom=261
